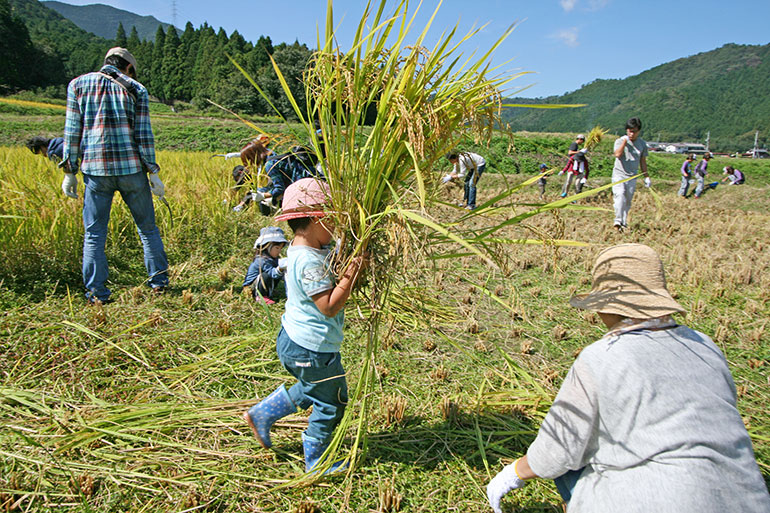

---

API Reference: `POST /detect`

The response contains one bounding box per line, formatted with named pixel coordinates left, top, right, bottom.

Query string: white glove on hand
left=278, top=257, right=288, bottom=273
left=487, top=461, right=526, bottom=513
left=149, top=173, right=165, bottom=198
left=580, top=147, right=588, bottom=154
left=250, top=191, right=265, bottom=202
left=558, top=170, right=565, bottom=176
left=579, top=177, right=587, bottom=185
left=261, top=198, right=274, bottom=209
left=224, top=151, right=241, bottom=160
left=442, top=174, right=452, bottom=184
left=62, top=173, right=78, bottom=199
left=644, top=177, right=652, bottom=188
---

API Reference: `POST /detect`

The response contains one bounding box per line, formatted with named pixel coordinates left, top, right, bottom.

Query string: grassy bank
left=0, top=144, right=768, bottom=511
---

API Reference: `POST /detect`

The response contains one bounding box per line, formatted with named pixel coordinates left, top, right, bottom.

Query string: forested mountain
left=3, top=0, right=107, bottom=91
left=503, top=43, right=770, bottom=151
left=2, top=0, right=312, bottom=119
left=42, top=1, right=172, bottom=41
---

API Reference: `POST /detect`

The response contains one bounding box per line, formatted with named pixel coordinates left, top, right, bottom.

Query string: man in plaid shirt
left=61, top=47, right=169, bottom=303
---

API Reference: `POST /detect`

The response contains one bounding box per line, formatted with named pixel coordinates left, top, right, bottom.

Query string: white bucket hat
left=253, top=226, right=288, bottom=249
left=569, top=244, right=685, bottom=319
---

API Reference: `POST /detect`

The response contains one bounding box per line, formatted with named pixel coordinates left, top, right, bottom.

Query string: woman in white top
left=487, top=244, right=770, bottom=513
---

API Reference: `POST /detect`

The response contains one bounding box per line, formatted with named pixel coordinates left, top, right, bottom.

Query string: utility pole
left=171, top=0, right=177, bottom=27
left=753, top=130, right=759, bottom=159
left=705, top=131, right=710, bottom=152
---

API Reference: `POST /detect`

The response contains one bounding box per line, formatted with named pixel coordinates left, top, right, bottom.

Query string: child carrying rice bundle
left=243, top=178, right=367, bottom=473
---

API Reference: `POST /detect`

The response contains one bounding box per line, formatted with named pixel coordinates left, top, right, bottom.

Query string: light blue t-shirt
left=281, top=244, right=344, bottom=353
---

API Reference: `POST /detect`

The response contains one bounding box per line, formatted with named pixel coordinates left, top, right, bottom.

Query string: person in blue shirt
left=26, top=136, right=64, bottom=163
left=242, top=226, right=287, bottom=304
left=243, top=178, right=366, bottom=473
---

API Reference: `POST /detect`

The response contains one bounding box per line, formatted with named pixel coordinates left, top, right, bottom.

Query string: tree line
left=2, top=0, right=312, bottom=119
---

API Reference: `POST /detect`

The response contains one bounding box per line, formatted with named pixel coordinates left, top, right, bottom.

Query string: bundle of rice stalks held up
left=584, top=126, right=608, bottom=151
left=230, top=0, right=589, bottom=482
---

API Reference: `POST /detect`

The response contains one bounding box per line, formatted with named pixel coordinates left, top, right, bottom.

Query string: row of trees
left=2, top=0, right=312, bottom=118
left=116, top=22, right=312, bottom=117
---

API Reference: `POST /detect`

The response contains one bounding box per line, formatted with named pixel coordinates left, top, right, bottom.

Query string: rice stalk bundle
left=231, top=0, right=594, bottom=481
left=583, top=126, right=607, bottom=151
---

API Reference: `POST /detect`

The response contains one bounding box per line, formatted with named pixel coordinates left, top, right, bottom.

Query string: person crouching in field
left=445, top=151, right=486, bottom=210
left=486, top=243, right=770, bottom=513
left=722, top=165, right=746, bottom=185
left=242, top=226, right=287, bottom=304
left=678, top=153, right=695, bottom=197
left=26, top=136, right=64, bottom=163
left=243, top=178, right=367, bottom=473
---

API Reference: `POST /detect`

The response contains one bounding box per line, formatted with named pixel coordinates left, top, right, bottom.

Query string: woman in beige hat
left=487, top=244, right=770, bottom=513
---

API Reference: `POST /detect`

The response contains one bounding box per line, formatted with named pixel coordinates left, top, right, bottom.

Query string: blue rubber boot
left=302, top=433, right=348, bottom=474
left=243, top=385, right=296, bottom=448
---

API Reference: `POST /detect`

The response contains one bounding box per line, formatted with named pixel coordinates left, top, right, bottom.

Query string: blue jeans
left=276, top=328, right=348, bottom=443
left=694, top=175, right=705, bottom=197
left=82, top=173, right=169, bottom=301
left=554, top=468, right=583, bottom=502
left=463, top=163, right=485, bottom=208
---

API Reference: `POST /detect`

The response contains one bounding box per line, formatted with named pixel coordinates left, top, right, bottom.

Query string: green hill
left=42, top=1, right=173, bottom=41
left=503, top=43, right=770, bottom=152
left=3, top=0, right=106, bottom=91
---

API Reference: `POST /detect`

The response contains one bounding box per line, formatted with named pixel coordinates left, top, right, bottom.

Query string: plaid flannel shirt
left=63, top=65, right=159, bottom=175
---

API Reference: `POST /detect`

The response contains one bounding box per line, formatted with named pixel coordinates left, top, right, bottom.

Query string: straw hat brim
left=569, top=287, right=685, bottom=318
left=274, top=210, right=327, bottom=222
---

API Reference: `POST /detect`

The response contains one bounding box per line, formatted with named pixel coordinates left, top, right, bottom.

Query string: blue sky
left=57, top=0, right=770, bottom=98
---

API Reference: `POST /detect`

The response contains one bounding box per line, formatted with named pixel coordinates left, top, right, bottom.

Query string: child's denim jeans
left=276, top=328, right=348, bottom=443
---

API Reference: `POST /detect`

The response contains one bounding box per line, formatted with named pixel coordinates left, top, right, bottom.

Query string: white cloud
left=552, top=27, right=579, bottom=47
left=560, top=0, right=578, bottom=12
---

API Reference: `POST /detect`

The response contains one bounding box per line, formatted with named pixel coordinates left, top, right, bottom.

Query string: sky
left=55, top=0, right=770, bottom=98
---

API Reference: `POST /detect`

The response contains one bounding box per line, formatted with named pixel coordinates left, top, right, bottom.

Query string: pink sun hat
left=274, top=178, right=332, bottom=222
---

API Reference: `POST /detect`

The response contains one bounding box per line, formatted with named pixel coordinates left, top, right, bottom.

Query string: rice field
left=1, top=144, right=768, bottom=512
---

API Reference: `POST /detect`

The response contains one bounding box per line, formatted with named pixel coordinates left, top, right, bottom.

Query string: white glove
left=278, top=257, right=288, bottom=272
left=261, top=198, right=274, bottom=209
left=149, top=173, right=165, bottom=198
left=580, top=147, right=588, bottom=153
left=442, top=174, right=452, bottom=184
left=579, top=177, right=587, bottom=185
left=232, top=204, right=244, bottom=213
left=644, top=177, right=651, bottom=188
left=250, top=191, right=264, bottom=202
left=558, top=170, right=564, bottom=176
left=62, top=173, right=78, bottom=199
left=487, top=461, right=527, bottom=513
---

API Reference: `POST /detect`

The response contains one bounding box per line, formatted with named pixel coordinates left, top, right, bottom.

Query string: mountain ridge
left=502, top=43, right=770, bottom=150
left=42, top=1, right=173, bottom=41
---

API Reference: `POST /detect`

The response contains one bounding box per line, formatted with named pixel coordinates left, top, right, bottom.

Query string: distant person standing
left=26, top=136, right=64, bottom=163
left=537, top=163, right=548, bottom=198
left=611, top=117, right=650, bottom=232
left=693, top=152, right=712, bottom=198
left=61, top=47, right=169, bottom=303
left=446, top=151, right=486, bottom=210
left=678, top=153, right=696, bottom=198
left=560, top=134, right=588, bottom=197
